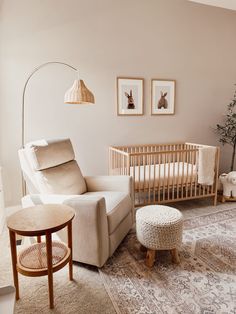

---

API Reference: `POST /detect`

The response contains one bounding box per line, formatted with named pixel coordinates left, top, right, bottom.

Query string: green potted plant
left=216, top=88, right=236, bottom=172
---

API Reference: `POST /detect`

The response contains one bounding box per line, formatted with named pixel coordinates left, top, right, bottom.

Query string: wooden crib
left=109, top=143, right=220, bottom=207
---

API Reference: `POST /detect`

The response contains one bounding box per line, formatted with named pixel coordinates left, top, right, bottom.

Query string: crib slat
left=133, top=155, right=136, bottom=190
left=143, top=155, right=146, bottom=205
left=185, top=149, right=189, bottom=198
left=119, top=151, right=121, bottom=175
left=117, top=151, right=119, bottom=174
left=194, top=149, right=198, bottom=198
left=163, top=152, right=166, bottom=202
left=176, top=151, right=180, bottom=200
left=138, top=149, right=141, bottom=205
left=152, top=147, right=155, bottom=203
left=153, top=153, right=156, bottom=204
left=182, top=148, right=184, bottom=199
left=190, top=150, right=194, bottom=198
left=167, top=152, right=171, bottom=201
left=172, top=147, right=176, bottom=200
left=202, top=183, right=205, bottom=196
left=158, top=153, right=161, bottom=203
left=148, top=154, right=151, bottom=204
left=109, top=148, right=111, bottom=175
left=122, top=154, right=124, bottom=175
left=127, top=154, right=130, bottom=176
left=115, top=151, right=117, bottom=174
left=207, top=184, right=210, bottom=195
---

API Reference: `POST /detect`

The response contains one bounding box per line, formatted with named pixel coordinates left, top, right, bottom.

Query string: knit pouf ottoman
left=136, top=205, right=183, bottom=268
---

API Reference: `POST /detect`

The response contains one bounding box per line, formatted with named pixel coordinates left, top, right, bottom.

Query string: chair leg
left=146, top=249, right=156, bottom=268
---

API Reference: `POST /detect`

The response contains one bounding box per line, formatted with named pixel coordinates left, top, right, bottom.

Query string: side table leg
left=67, top=221, right=73, bottom=281
left=9, top=231, right=19, bottom=300
left=46, top=232, right=54, bottom=309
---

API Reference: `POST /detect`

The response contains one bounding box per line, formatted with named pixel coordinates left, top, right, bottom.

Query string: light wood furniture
left=145, top=247, right=180, bottom=268
left=136, top=205, right=183, bottom=268
left=7, top=204, right=75, bottom=309
left=109, top=143, right=220, bottom=206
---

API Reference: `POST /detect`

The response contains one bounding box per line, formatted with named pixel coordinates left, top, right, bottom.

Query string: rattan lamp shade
left=64, top=79, right=95, bottom=104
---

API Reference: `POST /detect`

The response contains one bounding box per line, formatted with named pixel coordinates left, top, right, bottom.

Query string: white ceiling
left=189, top=0, right=236, bottom=11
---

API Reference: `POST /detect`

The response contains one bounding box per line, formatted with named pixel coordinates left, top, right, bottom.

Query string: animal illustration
left=125, top=90, right=135, bottom=109
left=158, top=91, right=168, bottom=109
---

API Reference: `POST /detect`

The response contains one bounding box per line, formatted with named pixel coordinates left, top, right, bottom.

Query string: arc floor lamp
left=21, top=61, right=95, bottom=193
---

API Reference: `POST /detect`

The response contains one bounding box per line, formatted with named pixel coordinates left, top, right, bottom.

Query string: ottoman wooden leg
left=170, top=248, right=180, bottom=264
left=140, top=244, right=147, bottom=252
left=146, top=249, right=156, bottom=268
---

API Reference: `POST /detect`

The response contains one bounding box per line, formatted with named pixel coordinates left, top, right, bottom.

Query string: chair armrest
left=85, top=175, right=133, bottom=195
left=21, top=194, right=109, bottom=267
left=84, top=175, right=135, bottom=223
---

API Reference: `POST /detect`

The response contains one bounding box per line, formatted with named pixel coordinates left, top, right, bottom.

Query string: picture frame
left=151, top=79, right=176, bottom=115
left=117, top=77, right=144, bottom=116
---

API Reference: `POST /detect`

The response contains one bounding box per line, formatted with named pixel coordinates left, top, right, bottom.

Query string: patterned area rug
left=99, top=208, right=236, bottom=314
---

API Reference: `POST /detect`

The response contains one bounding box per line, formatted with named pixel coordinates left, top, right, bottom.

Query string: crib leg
left=213, top=194, right=217, bottom=206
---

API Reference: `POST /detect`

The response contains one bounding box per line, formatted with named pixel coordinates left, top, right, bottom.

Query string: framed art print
left=117, top=77, right=144, bottom=116
left=151, top=79, right=175, bottom=115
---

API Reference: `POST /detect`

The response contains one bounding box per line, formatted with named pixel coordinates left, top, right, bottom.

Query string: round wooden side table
left=7, top=204, right=75, bottom=309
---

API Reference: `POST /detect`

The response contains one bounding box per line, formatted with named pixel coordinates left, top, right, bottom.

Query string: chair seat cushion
left=84, top=191, right=132, bottom=234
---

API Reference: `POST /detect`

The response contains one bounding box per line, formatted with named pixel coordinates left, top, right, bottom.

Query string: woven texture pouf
left=136, top=205, right=183, bottom=267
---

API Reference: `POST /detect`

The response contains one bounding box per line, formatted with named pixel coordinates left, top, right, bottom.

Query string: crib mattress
left=130, top=162, right=197, bottom=190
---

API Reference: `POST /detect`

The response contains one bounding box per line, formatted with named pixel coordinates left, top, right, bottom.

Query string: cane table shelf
left=17, top=241, right=70, bottom=276
left=7, top=204, right=75, bottom=309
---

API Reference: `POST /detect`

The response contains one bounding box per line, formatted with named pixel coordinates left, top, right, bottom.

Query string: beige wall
left=0, top=0, right=236, bottom=206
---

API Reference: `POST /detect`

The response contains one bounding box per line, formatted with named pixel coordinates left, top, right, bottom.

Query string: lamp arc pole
left=21, top=61, right=78, bottom=148
left=21, top=61, right=79, bottom=195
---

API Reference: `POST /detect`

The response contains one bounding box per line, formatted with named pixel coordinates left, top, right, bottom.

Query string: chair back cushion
left=36, top=160, right=86, bottom=195
left=19, top=139, right=87, bottom=195
left=25, top=139, right=75, bottom=170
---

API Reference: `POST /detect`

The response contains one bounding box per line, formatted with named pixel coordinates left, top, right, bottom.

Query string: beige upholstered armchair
left=18, top=139, right=134, bottom=267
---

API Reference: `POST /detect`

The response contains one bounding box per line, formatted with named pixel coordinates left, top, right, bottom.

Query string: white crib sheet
left=130, top=162, right=197, bottom=189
